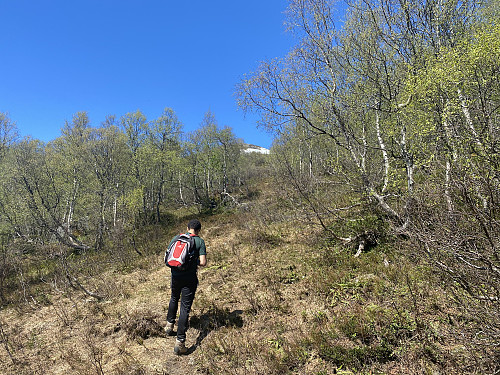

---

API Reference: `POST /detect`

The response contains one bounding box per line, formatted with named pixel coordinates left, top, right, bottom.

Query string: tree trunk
left=375, top=110, right=389, bottom=193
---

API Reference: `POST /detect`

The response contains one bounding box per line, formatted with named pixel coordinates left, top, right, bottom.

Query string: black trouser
left=167, top=275, right=198, bottom=342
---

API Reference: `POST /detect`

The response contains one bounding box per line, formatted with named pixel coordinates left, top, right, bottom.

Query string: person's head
left=187, top=219, right=202, bottom=234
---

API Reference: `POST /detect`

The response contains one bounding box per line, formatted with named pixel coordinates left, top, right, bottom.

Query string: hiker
left=164, top=219, right=207, bottom=355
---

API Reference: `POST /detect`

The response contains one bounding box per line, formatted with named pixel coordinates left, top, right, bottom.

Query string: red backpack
left=164, top=233, right=197, bottom=271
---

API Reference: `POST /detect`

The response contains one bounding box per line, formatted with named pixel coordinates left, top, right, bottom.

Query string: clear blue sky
left=0, top=0, right=295, bottom=148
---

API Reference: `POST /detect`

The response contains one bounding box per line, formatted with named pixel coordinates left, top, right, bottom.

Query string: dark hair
left=188, top=219, right=202, bottom=232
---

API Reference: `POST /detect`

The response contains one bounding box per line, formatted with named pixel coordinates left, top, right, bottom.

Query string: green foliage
left=316, top=341, right=395, bottom=370
left=185, top=111, right=242, bottom=210
left=0, top=1, right=499, bottom=372
left=239, top=2, right=499, bottom=366
left=0, top=107, right=266, bottom=309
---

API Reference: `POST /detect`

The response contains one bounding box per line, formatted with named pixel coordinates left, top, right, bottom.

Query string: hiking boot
left=174, top=339, right=187, bottom=355
left=164, top=322, right=175, bottom=336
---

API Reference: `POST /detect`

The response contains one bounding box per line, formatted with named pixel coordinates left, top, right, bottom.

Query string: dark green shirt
left=168, top=233, right=206, bottom=279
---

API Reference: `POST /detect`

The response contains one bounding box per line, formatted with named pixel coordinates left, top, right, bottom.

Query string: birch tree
left=238, top=0, right=478, bottom=233
left=144, top=108, right=183, bottom=222
left=120, top=110, right=149, bottom=223
left=89, top=122, right=131, bottom=249
left=186, top=111, right=241, bottom=210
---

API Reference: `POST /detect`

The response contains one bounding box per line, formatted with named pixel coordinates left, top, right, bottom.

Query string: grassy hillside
left=0, top=181, right=493, bottom=374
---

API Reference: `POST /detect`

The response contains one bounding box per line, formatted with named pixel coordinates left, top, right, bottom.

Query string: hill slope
left=0, top=185, right=488, bottom=374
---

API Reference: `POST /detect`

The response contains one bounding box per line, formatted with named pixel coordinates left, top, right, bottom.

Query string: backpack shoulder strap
left=189, top=234, right=198, bottom=252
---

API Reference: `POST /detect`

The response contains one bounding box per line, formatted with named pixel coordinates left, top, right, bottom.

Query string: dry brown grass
left=0, top=191, right=495, bottom=374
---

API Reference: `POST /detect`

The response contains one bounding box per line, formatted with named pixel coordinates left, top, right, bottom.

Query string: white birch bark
left=376, top=111, right=389, bottom=193
left=458, top=88, right=482, bottom=148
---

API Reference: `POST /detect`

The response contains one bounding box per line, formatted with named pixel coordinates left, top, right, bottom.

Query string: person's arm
left=197, top=237, right=207, bottom=267
left=199, top=254, right=207, bottom=267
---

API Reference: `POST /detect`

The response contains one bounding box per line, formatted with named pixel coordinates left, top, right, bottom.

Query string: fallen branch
left=221, top=192, right=240, bottom=205
left=347, top=230, right=378, bottom=257
left=354, top=241, right=365, bottom=257
left=66, top=274, right=104, bottom=301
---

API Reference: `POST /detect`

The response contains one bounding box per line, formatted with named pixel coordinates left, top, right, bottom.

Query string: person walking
left=165, top=219, right=207, bottom=355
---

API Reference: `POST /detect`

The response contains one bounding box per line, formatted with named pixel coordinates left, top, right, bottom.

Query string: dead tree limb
left=0, top=320, right=17, bottom=364
left=221, top=191, right=240, bottom=206
left=66, top=274, right=104, bottom=301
